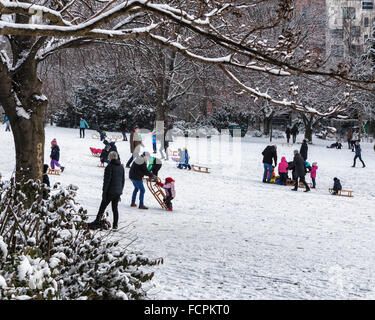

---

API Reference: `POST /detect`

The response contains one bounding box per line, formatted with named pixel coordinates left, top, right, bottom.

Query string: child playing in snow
left=332, top=177, right=342, bottom=195
left=177, top=147, right=191, bottom=170
left=50, top=139, right=65, bottom=172
left=156, top=177, right=175, bottom=211
left=310, top=162, right=318, bottom=189
left=152, top=131, right=157, bottom=154
left=278, top=156, right=288, bottom=186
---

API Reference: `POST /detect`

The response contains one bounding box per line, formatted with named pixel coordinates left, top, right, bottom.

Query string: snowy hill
left=1, top=125, right=375, bottom=299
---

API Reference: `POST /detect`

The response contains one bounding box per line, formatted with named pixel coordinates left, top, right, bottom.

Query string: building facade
left=326, top=0, right=375, bottom=58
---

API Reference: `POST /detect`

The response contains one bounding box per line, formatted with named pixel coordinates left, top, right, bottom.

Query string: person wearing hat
left=92, top=151, right=125, bottom=230
left=300, top=139, right=308, bottom=161
left=100, top=143, right=111, bottom=164
left=50, top=138, right=65, bottom=172
left=129, top=151, right=154, bottom=209
left=156, top=177, right=176, bottom=211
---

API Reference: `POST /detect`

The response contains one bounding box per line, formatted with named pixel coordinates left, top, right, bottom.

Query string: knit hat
left=165, top=177, right=175, bottom=183
left=51, top=138, right=57, bottom=146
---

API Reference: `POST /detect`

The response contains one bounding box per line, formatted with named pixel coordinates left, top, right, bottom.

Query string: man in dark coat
left=262, top=145, right=277, bottom=183
left=120, top=119, right=128, bottom=141
left=129, top=151, right=154, bottom=209
left=92, top=151, right=125, bottom=230
left=291, top=150, right=310, bottom=192
left=300, top=139, right=308, bottom=161
left=285, top=127, right=291, bottom=144
left=291, top=124, right=299, bottom=143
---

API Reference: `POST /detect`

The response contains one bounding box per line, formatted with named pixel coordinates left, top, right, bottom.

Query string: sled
left=47, top=168, right=60, bottom=175
left=108, top=135, right=121, bottom=142
left=171, top=157, right=180, bottom=162
left=92, top=134, right=100, bottom=139
left=191, top=164, right=210, bottom=173
left=286, top=179, right=312, bottom=188
left=90, top=147, right=102, bottom=157
left=144, top=177, right=168, bottom=210
left=329, top=188, right=353, bottom=197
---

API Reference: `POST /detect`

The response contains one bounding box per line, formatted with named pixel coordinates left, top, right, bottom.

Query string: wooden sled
left=286, top=179, right=312, bottom=188
left=191, top=164, right=210, bottom=173
left=167, top=149, right=178, bottom=157
left=329, top=188, right=353, bottom=197
left=47, top=168, right=60, bottom=175
left=144, top=177, right=168, bottom=210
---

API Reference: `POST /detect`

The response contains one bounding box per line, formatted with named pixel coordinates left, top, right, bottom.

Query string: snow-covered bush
left=0, top=179, right=162, bottom=300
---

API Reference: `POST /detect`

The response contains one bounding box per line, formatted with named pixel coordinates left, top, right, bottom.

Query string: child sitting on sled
left=156, top=177, right=175, bottom=211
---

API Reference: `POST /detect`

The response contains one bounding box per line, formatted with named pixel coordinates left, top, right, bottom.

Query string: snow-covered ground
left=1, top=125, right=375, bottom=299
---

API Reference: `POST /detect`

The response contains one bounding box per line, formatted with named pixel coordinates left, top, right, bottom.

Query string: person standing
left=346, top=128, right=353, bottom=150
left=291, top=124, right=299, bottom=144
left=352, top=140, right=366, bottom=168
left=291, top=150, right=310, bottom=192
left=277, top=156, right=288, bottom=186
left=152, top=131, right=157, bottom=154
left=50, top=139, right=65, bottom=172
left=92, top=151, right=125, bottom=230
left=126, top=125, right=143, bottom=168
left=120, top=119, right=128, bottom=141
left=129, top=152, right=154, bottom=209
left=300, top=139, right=308, bottom=161
left=285, top=127, right=291, bottom=144
left=79, top=117, right=89, bottom=138
left=4, top=115, right=10, bottom=132
left=351, top=130, right=359, bottom=151
left=262, top=145, right=277, bottom=183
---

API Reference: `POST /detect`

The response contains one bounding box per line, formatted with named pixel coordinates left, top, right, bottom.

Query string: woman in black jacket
left=92, top=151, right=125, bottom=230
left=291, top=150, right=310, bottom=192
left=300, top=139, right=308, bottom=161
left=129, top=152, right=154, bottom=209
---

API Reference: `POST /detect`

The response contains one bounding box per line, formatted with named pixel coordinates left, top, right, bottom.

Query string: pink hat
left=51, top=138, right=57, bottom=146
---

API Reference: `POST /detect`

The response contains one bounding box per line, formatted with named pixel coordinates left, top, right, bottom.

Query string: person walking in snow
left=3, top=115, right=10, bottom=132
left=300, top=139, right=308, bottom=161
left=79, top=117, right=89, bottom=138
left=156, top=177, right=176, bottom=211
left=285, top=127, right=291, bottom=144
left=50, top=139, right=65, bottom=172
left=352, top=140, right=366, bottom=168
left=278, top=156, right=288, bottom=186
left=291, top=149, right=310, bottom=192
left=262, top=145, right=277, bottom=183
left=126, top=125, right=143, bottom=168
left=152, top=131, right=157, bottom=154
left=92, top=151, right=125, bottom=230
left=351, top=131, right=359, bottom=152
left=120, top=119, right=128, bottom=141
left=129, top=151, right=154, bottom=210
left=291, top=124, right=299, bottom=144
left=310, top=162, right=318, bottom=189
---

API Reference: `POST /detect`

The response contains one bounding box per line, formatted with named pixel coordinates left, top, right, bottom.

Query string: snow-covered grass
left=1, top=124, right=375, bottom=299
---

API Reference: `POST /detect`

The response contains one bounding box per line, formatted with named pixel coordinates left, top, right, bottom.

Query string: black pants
left=80, top=128, right=85, bottom=138
left=151, top=163, right=162, bottom=176
left=164, top=195, right=173, bottom=209
left=294, top=176, right=310, bottom=190
left=292, top=134, right=297, bottom=143
left=96, top=195, right=120, bottom=228
left=122, top=132, right=127, bottom=141
left=353, top=155, right=365, bottom=167
left=279, top=172, right=287, bottom=185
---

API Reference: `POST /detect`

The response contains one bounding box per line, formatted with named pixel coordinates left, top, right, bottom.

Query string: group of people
left=262, top=139, right=315, bottom=192
left=285, top=124, right=299, bottom=144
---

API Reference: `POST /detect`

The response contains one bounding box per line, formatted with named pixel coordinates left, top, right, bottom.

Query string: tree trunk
left=304, top=125, right=313, bottom=142
left=263, top=116, right=272, bottom=135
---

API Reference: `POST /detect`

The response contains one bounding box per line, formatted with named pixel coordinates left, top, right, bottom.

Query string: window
left=342, top=7, right=356, bottom=19
left=331, top=44, right=344, bottom=57
left=351, top=26, right=361, bottom=37
left=364, top=17, right=369, bottom=27
left=330, top=28, right=344, bottom=38
left=350, top=44, right=362, bottom=57
left=363, top=2, right=374, bottom=10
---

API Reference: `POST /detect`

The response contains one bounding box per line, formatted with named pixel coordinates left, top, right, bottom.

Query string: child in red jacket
left=156, top=177, right=175, bottom=211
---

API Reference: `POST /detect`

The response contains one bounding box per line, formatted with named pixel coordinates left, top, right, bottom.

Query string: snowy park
left=1, top=124, right=375, bottom=299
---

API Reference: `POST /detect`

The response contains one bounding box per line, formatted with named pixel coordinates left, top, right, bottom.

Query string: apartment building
left=327, top=0, right=375, bottom=58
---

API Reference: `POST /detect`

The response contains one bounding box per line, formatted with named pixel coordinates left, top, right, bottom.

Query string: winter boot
left=168, top=207, right=173, bottom=212
left=130, top=203, right=137, bottom=207
left=61, top=166, right=65, bottom=172
left=139, top=205, right=148, bottom=210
